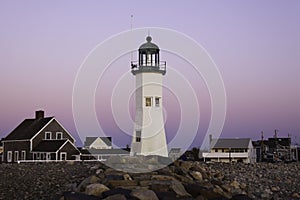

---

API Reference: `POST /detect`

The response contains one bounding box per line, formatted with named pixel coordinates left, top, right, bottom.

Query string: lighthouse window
left=136, top=131, right=141, bottom=142
left=155, top=97, right=160, bottom=107
left=145, top=97, right=152, bottom=107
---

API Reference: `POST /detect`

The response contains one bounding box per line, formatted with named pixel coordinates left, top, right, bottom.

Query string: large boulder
left=85, top=183, right=110, bottom=197
left=130, top=188, right=159, bottom=200
left=77, top=175, right=100, bottom=192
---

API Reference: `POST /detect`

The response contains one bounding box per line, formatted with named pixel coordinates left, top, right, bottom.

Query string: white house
left=84, top=137, right=112, bottom=149
left=202, top=137, right=256, bottom=163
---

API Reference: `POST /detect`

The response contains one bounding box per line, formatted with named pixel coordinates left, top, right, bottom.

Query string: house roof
left=84, top=137, right=112, bottom=147
left=32, top=139, right=68, bottom=152
left=81, top=148, right=130, bottom=155
left=211, top=138, right=251, bottom=149
left=4, top=117, right=53, bottom=140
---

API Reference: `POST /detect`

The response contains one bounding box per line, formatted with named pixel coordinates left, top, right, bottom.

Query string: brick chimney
left=35, top=110, right=44, bottom=119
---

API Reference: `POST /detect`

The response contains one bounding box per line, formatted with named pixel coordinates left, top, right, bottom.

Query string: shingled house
left=2, top=110, right=80, bottom=163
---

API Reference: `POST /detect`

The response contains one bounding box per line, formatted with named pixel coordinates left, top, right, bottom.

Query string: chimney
left=35, top=110, right=44, bottom=119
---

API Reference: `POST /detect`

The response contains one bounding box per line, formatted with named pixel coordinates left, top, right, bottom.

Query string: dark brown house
left=2, top=110, right=80, bottom=163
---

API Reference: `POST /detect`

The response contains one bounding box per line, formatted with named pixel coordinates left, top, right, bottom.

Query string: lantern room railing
left=131, top=61, right=166, bottom=75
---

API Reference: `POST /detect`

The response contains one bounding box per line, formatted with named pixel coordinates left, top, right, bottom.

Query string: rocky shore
left=0, top=159, right=299, bottom=200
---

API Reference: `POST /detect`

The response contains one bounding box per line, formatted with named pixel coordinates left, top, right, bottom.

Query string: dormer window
left=56, top=132, right=62, bottom=139
left=45, top=132, right=51, bottom=140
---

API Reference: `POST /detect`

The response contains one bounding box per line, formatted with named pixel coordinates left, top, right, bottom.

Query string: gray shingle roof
left=211, top=138, right=251, bottom=149
left=4, top=117, right=53, bottom=140
left=81, top=148, right=130, bottom=155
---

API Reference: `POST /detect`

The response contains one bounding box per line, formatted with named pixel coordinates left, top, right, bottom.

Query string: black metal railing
left=131, top=61, right=166, bottom=72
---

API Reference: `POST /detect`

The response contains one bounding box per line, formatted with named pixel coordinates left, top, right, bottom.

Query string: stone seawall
left=0, top=160, right=299, bottom=199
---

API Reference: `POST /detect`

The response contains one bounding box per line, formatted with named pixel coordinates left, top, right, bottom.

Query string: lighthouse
left=130, top=36, right=168, bottom=157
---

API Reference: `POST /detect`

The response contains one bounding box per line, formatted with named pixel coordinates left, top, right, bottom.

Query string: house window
left=136, top=130, right=141, bottom=142
left=45, top=132, right=52, bottom=140
left=14, top=151, right=19, bottom=162
left=155, top=97, right=160, bottom=107
left=60, top=152, right=67, bottom=161
left=214, top=149, right=218, bottom=152
left=145, top=97, right=152, bottom=107
left=7, top=151, right=12, bottom=162
left=46, top=153, right=51, bottom=160
left=21, top=151, right=26, bottom=160
left=56, top=132, right=63, bottom=139
left=222, top=149, right=225, bottom=153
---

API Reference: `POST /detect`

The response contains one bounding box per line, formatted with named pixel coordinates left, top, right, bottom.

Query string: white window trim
left=14, top=151, right=19, bottom=162
left=56, top=132, right=63, bottom=140
left=46, top=153, right=51, bottom=160
left=7, top=151, right=12, bottom=162
left=45, top=131, right=52, bottom=140
left=60, top=152, right=67, bottom=161
left=21, top=150, right=26, bottom=160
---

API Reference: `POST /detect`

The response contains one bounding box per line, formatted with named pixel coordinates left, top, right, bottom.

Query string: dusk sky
left=1, top=1, right=299, bottom=148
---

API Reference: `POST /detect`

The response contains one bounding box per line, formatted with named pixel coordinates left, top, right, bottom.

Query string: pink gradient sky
left=0, top=1, right=299, bottom=147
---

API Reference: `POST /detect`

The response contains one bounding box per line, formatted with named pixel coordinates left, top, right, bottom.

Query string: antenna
left=130, top=14, right=134, bottom=61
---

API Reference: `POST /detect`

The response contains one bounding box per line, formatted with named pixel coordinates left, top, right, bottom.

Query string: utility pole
left=274, top=129, right=279, bottom=161
left=260, top=131, right=264, bottom=162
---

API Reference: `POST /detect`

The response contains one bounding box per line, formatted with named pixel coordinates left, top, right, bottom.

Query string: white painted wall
left=131, top=72, right=168, bottom=157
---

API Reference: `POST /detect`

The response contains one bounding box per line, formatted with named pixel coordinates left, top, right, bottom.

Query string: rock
left=103, top=194, right=127, bottom=200
left=291, top=192, right=300, bottom=198
left=230, top=180, right=240, bottom=189
left=102, top=188, right=132, bottom=199
left=77, top=175, right=100, bottom=192
left=190, top=171, right=203, bottom=181
left=151, top=175, right=175, bottom=181
left=155, top=191, right=177, bottom=200
left=170, top=180, right=191, bottom=197
left=231, top=194, right=252, bottom=200
left=150, top=180, right=170, bottom=192
left=108, top=180, right=138, bottom=188
left=96, top=169, right=104, bottom=175
left=270, top=186, right=279, bottom=192
left=63, top=191, right=100, bottom=200
left=131, top=188, right=159, bottom=200
left=123, top=174, right=133, bottom=180
left=85, top=183, right=110, bottom=197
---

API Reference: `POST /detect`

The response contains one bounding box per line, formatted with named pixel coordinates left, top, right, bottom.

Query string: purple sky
left=0, top=1, right=299, bottom=147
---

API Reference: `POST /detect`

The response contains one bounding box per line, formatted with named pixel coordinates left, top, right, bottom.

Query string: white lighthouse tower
left=130, top=36, right=168, bottom=157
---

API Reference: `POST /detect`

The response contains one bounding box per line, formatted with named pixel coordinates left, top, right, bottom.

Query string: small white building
left=84, top=137, right=112, bottom=149
left=203, top=137, right=256, bottom=163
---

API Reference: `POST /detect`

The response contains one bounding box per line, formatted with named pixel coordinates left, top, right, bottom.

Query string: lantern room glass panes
left=142, top=54, right=146, bottom=66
